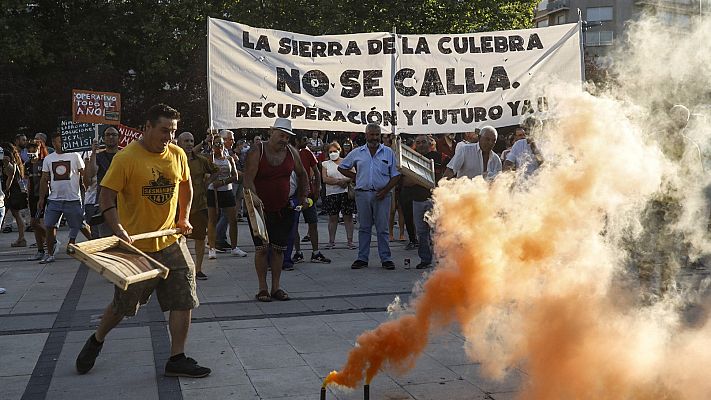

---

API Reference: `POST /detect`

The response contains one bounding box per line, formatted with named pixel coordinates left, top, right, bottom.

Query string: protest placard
left=60, top=119, right=95, bottom=152
left=72, top=89, right=121, bottom=125
left=118, top=124, right=142, bottom=148
left=208, top=19, right=583, bottom=133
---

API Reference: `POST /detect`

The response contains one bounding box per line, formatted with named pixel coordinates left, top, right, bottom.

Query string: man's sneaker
left=292, top=252, right=305, bottom=263
left=208, top=249, right=217, bottom=259
left=382, top=261, right=396, bottom=270
left=405, top=242, right=419, bottom=250
left=231, top=247, right=248, bottom=257
left=196, top=271, right=208, bottom=280
left=164, top=356, right=211, bottom=378
left=351, top=260, right=368, bottom=269
left=76, top=334, right=103, bottom=374
left=28, top=251, right=45, bottom=261
left=301, top=235, right=310, bottom=242
left=39, top=255, right=55, bottom=264
left=283, top=264, right=295, bottom=271
left=0, top=288, right=6, bottom=294
left=415, top=262, right=432, bottom=269
left=311, top=252, right=331, bottom=263
left=215, top=242, right=231, bottom=252
left=2, top=226, right=11, bottom=233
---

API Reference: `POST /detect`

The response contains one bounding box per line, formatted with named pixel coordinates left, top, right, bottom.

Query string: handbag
left=6, top=164, right=27, bottom=210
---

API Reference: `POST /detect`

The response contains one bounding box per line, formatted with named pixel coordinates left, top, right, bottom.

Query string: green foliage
left=0, top=0, right=538, bottom=139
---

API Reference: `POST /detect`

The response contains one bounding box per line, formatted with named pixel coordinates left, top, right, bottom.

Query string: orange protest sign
left=72, top=89, right=121, bottom=125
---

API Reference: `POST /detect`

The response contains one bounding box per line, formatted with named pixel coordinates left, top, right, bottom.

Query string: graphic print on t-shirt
left=52, top=160, right=71, bottom=181
left=142, top=168, right=175, bottom=205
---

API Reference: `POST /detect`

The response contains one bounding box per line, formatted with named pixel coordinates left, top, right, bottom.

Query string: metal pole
left=390, top=27, right=397, bottom=135
left=577, top=9, right=585, bottom=83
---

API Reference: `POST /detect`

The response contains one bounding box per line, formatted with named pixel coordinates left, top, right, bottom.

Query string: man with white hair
left=503, top=116, right=544, bottom=176
left=443, top=126, right=502, bottom=180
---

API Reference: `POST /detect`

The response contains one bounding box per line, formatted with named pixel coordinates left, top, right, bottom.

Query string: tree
left=0, top=0, right=538, bottom=140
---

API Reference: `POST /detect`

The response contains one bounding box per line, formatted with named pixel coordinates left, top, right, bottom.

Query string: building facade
left=535, top=0, right=709, bottom=77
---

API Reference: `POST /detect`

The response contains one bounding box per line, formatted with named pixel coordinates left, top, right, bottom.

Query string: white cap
left=270, top=118, right=295, bottom=136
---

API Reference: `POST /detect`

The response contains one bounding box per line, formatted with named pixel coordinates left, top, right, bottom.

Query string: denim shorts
left=44, top=200, right=84, bottom=232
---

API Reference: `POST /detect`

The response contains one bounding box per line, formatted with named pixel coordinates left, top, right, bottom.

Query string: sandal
left=255, top=290, right=272, bottom=302
left=347, top=242, right=357, bottom=250
left=271, top=289, right=290, bottom=301
left=11, top=238, right=27, bottom=247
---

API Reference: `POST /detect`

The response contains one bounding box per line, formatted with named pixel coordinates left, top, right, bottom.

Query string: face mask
left=329, top=151, right=339, bottom=161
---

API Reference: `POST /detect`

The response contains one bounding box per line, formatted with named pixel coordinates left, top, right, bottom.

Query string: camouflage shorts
left=111, top=237, right=199, bottom=317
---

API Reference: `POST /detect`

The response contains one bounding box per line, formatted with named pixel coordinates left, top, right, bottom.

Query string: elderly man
left=443, top=126, right=502, bottom=180
left=243, top=118, right=309, bottom=302
left=177, top=132, right=219, bottom=280
left=338, top=124, right=401, bottom=270
left=503, top=117, right=544, bottom=175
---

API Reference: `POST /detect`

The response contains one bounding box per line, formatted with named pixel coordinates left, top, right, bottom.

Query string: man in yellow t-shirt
left=75, top=104, right=211, bottom=379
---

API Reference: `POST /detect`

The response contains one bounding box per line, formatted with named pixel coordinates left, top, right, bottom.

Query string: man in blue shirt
left=338, top=124, right=401, bottom=270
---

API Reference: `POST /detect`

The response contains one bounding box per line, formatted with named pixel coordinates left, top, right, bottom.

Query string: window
left=538, top=0, right=549, bottom=11
left=537, top=19, right=549, bottom=28
left=658, top=11, right=692, bottom=28
left=587, top=6, right=613, bottom=22
left=557, top=14, right=566, bottom=24
left=585, top=31, right=614, bottom=46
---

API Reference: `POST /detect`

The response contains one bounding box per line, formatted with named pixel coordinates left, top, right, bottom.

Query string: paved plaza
left=0, top=218, right=522, bottom=400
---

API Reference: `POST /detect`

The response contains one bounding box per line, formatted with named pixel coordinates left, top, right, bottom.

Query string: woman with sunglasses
left=206, top=137, right=247, bottom=259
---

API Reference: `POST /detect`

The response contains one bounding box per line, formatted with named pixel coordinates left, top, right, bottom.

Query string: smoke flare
left=325, top=15, right=711, bottom=399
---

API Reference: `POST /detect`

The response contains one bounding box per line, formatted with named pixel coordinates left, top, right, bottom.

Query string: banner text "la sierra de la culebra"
left=208, top=19, right=582, bottom=133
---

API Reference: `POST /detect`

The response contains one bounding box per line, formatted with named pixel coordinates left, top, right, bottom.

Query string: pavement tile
left=300, top=297, right=356, bottom=313
left=247, top=365, right=322, bottom=398
left=235, top=343, right=307, bottom=370
left=403, top=379, right=488, bottom=400
left=224, top=326, right=284, bottom=348
left=0, top=333, right=49, bottom=376
left=325, top=319, right=380, bottom=341
left=389, top=354, right=460, bottom=386
left=0, top=314, right=56, bottom=332
left=449, top=364, right=524, bottom=393
left=255, top=299, right=312, bottom=314
left=209, top=302, right=262, bottom=318
left=218, top=318, right=274, bottom=329
left=423, top=341, right=473, bottom=366
left=181, top=384, right=259, bottom=399
left=331, top=375, right=414, bottom=400
left=0, top=375, right=31, bottom=400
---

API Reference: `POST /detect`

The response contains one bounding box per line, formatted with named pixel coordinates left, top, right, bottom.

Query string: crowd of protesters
left=0, top=112, right=541, bottom=298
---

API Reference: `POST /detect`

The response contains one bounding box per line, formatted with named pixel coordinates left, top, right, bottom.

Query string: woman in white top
left=207, top=137, right=247, bottom=258
left=321, top=142, right=356, bottom=249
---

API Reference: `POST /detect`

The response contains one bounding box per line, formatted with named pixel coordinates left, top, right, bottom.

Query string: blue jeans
left=355, top=191, right=392, bottom=263
left=44, top=200, right=83, bottom=239
left=216, top=211, right=229, bottom=245
left=412, top=199, right=433, bottom=265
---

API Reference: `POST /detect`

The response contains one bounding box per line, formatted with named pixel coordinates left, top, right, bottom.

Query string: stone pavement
left=0, top=217, right=523, bottom=400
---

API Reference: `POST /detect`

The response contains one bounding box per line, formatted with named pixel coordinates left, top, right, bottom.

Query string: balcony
left=547, top=0, right=571, bottom=11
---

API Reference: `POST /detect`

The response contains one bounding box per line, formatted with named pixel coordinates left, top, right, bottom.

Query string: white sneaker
left=231, top=247, right=248, bottom=257
left=208, top=248, right=217, bottom=259
left=40, top=255, right=56, bottom=264
left=0, top=288, right=5, bottom=294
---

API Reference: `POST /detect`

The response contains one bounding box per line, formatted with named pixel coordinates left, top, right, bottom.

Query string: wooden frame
left=70, top=237, right=170, bottom=291
left=394, top=138, right=436, bottom=189
left=244, top=189, right=269, bottom=243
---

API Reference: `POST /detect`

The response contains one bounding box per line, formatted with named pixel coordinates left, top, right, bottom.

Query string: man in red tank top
left=243, top=118, right=309, bottom=302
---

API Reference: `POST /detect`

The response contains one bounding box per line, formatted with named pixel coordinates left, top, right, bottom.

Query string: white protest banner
left=208, top=18, right=582, bottom=134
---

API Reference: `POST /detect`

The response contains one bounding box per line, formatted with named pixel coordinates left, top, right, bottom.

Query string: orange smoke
left=325, top=82, right=711, bottom=398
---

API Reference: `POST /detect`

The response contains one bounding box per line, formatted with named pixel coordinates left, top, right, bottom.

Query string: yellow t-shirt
left=100, top=141, right=189, bottom=252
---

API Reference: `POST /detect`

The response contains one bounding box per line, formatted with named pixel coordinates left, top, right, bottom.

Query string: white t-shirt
left=447, top=143, right=502, bottom=180
left=42, top=152, right=85, bottom=201
left=207, top=157, right=234, bottom=191
left=322, top=160, right=348, bottom=196
left=506, top=139, right=540, bottom=176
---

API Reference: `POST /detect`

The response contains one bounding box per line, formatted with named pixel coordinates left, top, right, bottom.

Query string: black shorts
left=29, top=195, right=47, bottom=219
left=248, top=206, right=295, bottom=251
left=207, top=190, right=236, bottom=208
left=323, top=192, right=356, bottom=216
